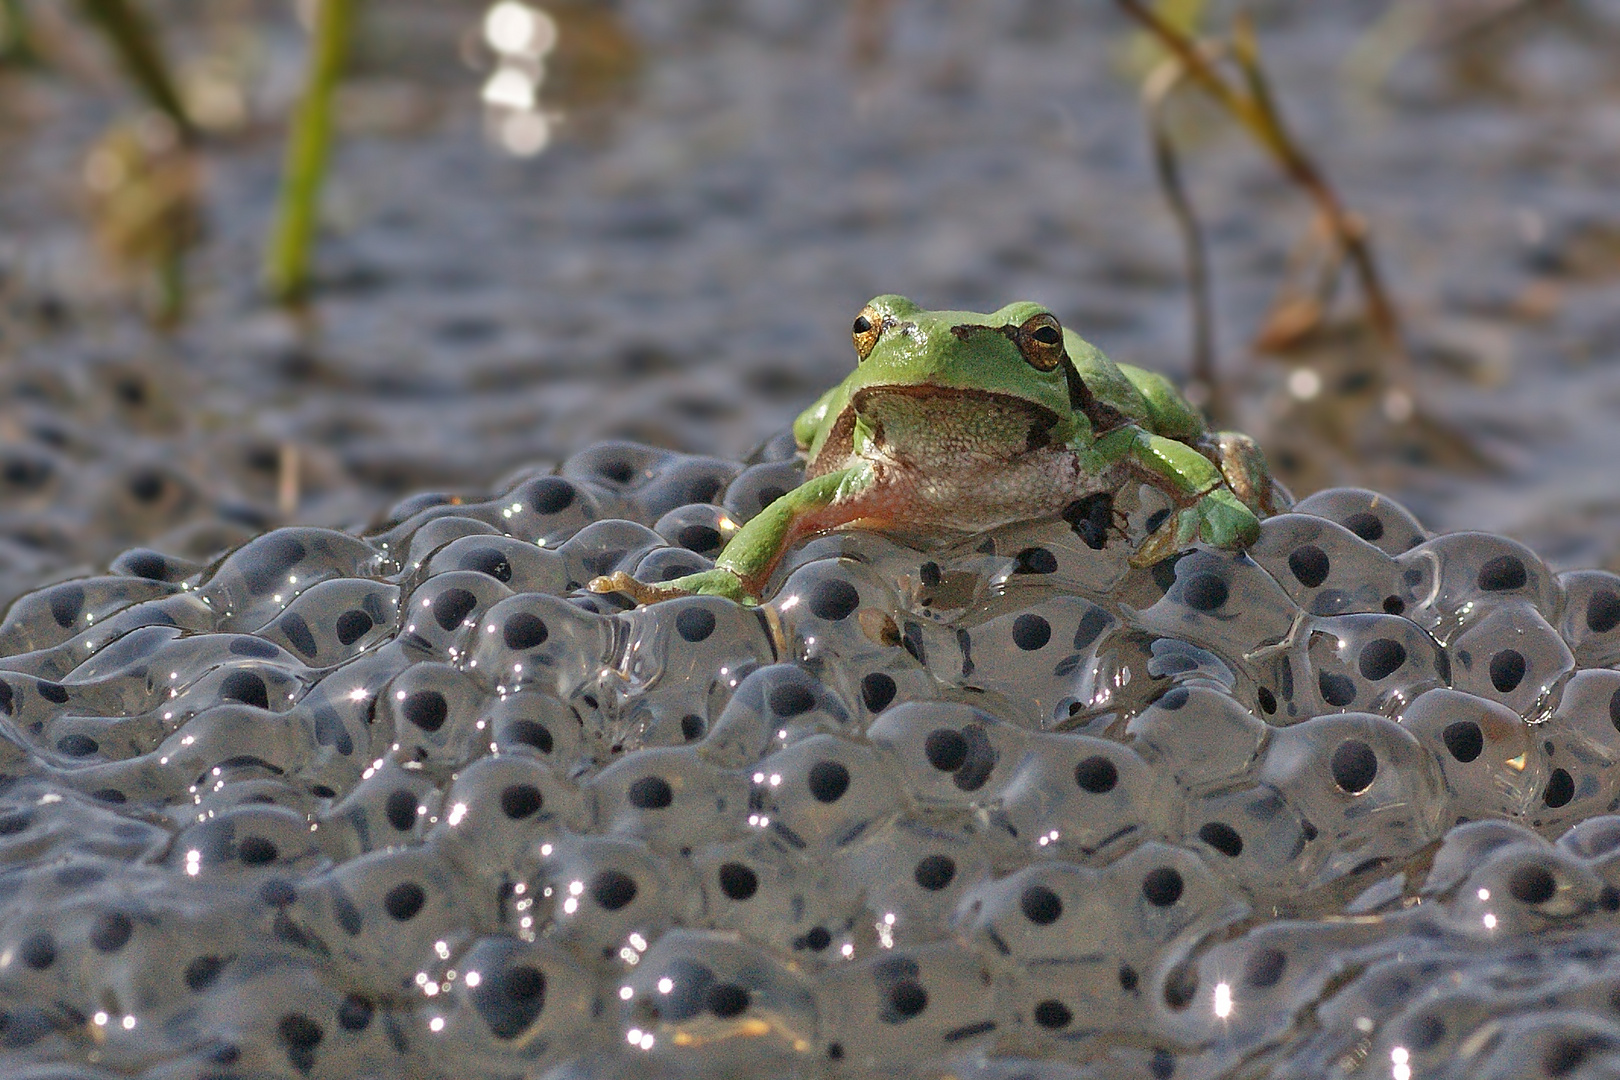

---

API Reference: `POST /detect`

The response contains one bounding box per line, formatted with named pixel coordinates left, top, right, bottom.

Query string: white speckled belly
left=849, top=389, right=1117, bottom=532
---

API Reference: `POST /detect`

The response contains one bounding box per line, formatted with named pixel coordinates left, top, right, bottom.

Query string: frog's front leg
left=589, top=465, right=876, bottom=605
left=1089, top=428, right=1262, bottom=567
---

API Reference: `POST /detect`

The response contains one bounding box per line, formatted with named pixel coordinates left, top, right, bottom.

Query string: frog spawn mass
left=3, top=441, right=1620, bottom=1080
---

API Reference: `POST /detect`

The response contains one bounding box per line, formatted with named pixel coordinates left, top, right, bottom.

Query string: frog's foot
left=587, top=569, right=752, bottom=606
left=1130, top=488, right=1261, bottom=568
left=1210, top=431, right=1293, bottom=516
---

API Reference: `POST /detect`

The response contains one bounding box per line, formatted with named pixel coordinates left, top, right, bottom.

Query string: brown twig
left=75, top=0, right=195, bottom=140
left=277, top=441, right=300, bottom=518
left=1141, top=56, right=1220, bottom=422
left=1228, top=17, right=1403, bottom=360
left=848, top=0, right=900, bottom=69
left=1116, top=1, right=1408, bottom=383
left=1427, top=0, right=1560, bottom=49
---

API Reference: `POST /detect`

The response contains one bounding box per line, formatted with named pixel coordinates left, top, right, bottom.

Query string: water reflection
left=481, top=1, right=558, bottom=157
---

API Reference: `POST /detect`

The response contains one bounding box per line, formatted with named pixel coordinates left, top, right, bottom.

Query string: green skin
left=592, top=295, right=1289, bottom=605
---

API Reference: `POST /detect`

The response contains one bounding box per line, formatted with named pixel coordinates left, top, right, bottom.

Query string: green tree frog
left=592, top=295, right=1289, bottom=605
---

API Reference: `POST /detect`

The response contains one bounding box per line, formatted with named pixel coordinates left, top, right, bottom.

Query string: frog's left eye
left=852, top=306, right=884, bottom=361
left=1016, top=313, right=1065, bottom=372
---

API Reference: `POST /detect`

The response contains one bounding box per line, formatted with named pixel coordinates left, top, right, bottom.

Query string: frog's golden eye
left=1016, top=312, right=1065, bottom=372
left=852, top=307, right=883, bottom=361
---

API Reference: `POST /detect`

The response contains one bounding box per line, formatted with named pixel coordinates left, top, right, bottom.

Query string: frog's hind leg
left=1208, top=431, right=1293, bottom=516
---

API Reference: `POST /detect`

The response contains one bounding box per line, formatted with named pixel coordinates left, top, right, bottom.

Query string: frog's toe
left=1212, top=431, right=1292, bottom=516
left=1130, top=528, right=1178, bottom=568
left=588, top=571, right=677, bottom=605
left=588, top=568, right=751, bottom=606
left=1131, top=506, right=1199, bottom=568
left=1194, top=489, right=1261, bottom=550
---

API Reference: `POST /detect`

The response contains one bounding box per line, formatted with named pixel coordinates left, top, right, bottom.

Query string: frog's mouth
left=848, top=384, right=1061, bottom=457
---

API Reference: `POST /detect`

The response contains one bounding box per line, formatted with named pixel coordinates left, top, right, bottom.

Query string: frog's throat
left=807, top=384, right=1062, bottom=479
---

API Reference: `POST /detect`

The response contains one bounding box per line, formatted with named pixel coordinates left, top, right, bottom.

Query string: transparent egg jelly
left=2, top=442, right=1619, bottom=1079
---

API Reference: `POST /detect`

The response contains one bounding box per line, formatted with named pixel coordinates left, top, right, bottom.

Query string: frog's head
left=839, top=294, right=1087, bottom=444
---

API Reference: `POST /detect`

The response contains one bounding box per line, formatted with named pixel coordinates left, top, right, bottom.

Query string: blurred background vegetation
left=0, top=0, right=1617, bottom=605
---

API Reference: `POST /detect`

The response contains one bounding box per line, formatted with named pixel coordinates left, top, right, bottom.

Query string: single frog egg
left=815, top=942, right=998, bottom=1069
left=423, top=934, right=598, bottom=1069
left=698, top=663, right=853, bottom=768
left=688, top=832, right=864, bottom=961
left=586, top=745, right=750, bottom=852
left=615, top=929, right=816, bottom=1072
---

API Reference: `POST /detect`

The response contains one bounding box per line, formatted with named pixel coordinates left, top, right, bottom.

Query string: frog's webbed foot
left=587, top=568, right=752, bottom=606
left=1062, top=492, right=1127, bottom=551
left=1130, top=488, right=1261, bottom=568
left=1209, top=431, right=1293, bottom=516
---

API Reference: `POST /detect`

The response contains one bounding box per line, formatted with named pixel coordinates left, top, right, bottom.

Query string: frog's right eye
left=852, top=307, right=883, bottom=361
left=1015, top=312, right=1066, bottom=372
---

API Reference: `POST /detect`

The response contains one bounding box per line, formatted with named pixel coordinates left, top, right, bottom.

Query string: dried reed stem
left=1117, top=0, right=1407, bottom=374
left=1142, top=56, right=1219, bottom=422
left=75, top=0, right=193, bottom=138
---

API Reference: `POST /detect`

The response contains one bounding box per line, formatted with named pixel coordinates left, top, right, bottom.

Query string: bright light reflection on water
left=481, top=1, right=559, bottom=158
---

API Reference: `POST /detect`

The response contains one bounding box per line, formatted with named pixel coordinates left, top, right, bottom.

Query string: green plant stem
left=1, top=0, right=37, bottom=64
left=75, top=0, right=193, bottom=137
left=264, top=0, right=354, bottom=305
left=153, top=248, right=185, bottom=329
